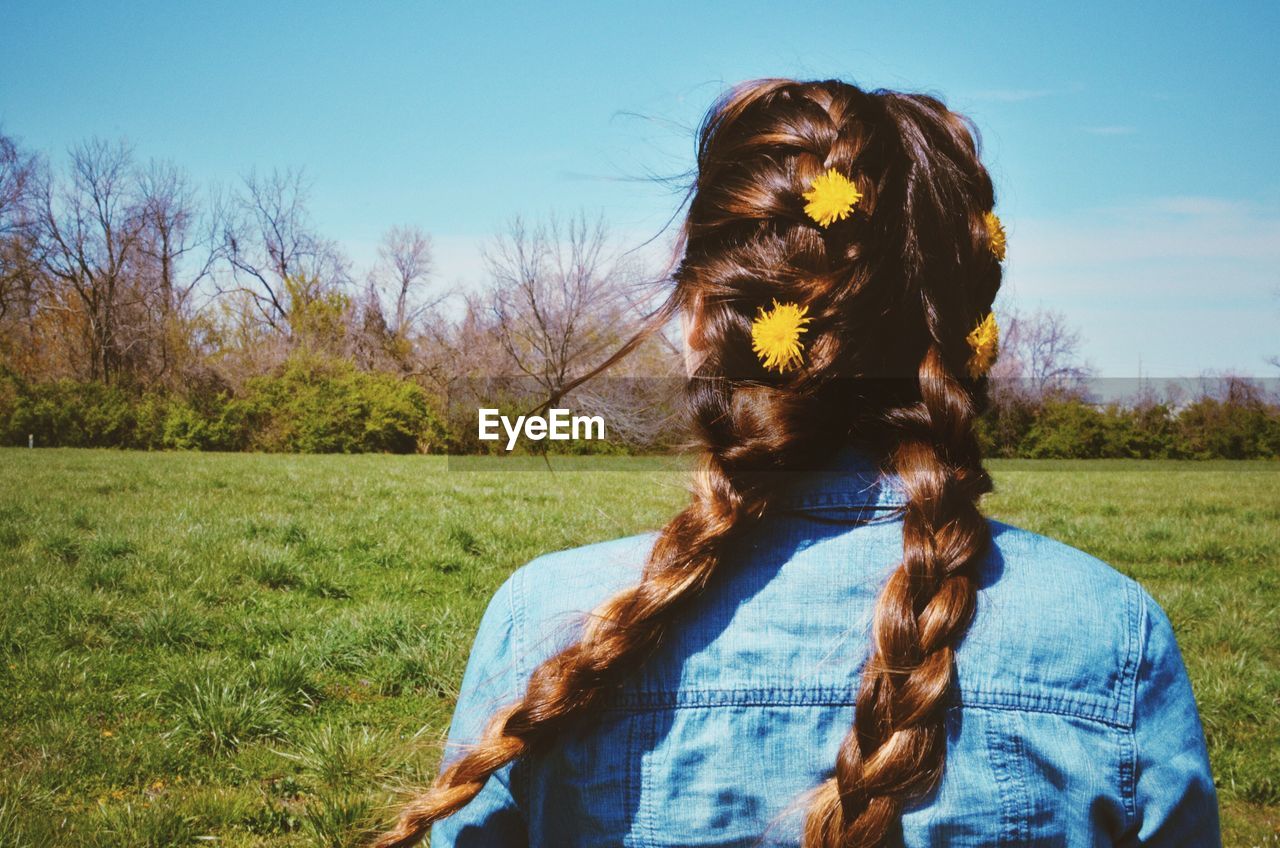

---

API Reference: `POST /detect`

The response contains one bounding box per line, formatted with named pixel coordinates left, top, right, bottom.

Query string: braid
left=803, top=345, right=992, bottom=846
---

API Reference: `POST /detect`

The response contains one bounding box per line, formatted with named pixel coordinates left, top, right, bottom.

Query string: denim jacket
left=431, top=449, right=1221, bottom=847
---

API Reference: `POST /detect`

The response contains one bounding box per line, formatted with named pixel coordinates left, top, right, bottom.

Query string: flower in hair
left=984, top=211, right=1007, bottom=262
left=751, top=299, right=812, bottom=373
left=803, top=168, right=862, bottom=228
left=965, top=312, right=1000, bottom=378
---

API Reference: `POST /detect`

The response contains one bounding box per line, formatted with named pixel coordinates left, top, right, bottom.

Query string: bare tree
left=481, top=211, right=635, bottom=403
left=0, top=132, right=37, bottom=236
left=993, top=306, right=1094, bottom=401
left=0, top=131, right=42, bottom=322
left=133, top=159, right=219, bottom=382
left=1196, top=371, right=1267, bottom=406
left=137, top=160, right=216, bottom=313
left=409, top=291, right=502, bottom=413
left=350, top=280, right=395, bottom=371
left=220, top=168, right=350, bottom=336
left=466, top=210, right=686, bottom=449
left=35, top=138, right=149, bottom=383
left=369, top=224, right=436, bottom=338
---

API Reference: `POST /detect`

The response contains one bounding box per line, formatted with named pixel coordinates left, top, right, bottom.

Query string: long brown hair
left=374, top=77, right=1003, bottom=848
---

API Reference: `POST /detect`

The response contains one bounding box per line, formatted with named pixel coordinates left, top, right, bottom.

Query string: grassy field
left=0, top=449, right=1275, bottom=846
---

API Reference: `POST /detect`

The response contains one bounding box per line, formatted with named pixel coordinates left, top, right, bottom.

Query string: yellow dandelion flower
left=751, top=300, right=812, bottom=373
left=966, top=312, right=1000, bottom=378
left=803, top=168, right=862, bottom=228
left=101, top=730, right=114, bottom=738
left=984, top=211, right=1007, bottom=262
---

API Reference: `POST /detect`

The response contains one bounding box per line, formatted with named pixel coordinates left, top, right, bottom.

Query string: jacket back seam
left=598, top=693, right=1129, bottom=730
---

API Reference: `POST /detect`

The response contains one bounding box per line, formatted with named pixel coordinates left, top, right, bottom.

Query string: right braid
left=803, top=345, right=993, bottom=846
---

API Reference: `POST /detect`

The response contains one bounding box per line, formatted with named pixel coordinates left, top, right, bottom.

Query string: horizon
left=3, top=0, right=1277, bottom=378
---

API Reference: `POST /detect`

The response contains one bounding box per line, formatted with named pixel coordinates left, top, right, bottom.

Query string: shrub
left=0, top=373, right=137, bottom=448
left=0, top=357, right=447, bottom=452
left=1177, top=397, right=1280, bottom=459
left=161, top=396, right=248, bottom=451
left=977, top=391, right=1039, bottom=458
left=233, top=354, right=444, bottom=453
left=1020, top=399, right=1113, bottom=459
left=1116, top=402, right=1182, bottom=459
left=129, top=393, right=170, bottom=449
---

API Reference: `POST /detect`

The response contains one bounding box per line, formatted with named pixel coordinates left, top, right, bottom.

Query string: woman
left=375, top=78, right=1220, bottom=847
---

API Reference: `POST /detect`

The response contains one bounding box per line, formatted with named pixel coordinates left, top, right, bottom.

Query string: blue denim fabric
left=430, top=449, right=1221, bottom=847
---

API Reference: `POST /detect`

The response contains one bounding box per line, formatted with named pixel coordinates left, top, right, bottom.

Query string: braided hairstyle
left=373, top=77, right=1003, bottom=848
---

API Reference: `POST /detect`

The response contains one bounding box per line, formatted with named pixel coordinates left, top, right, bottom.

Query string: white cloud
left=999, top=196, right=1280, bottom=376
left=1009, top=196, right=1280, bottom=267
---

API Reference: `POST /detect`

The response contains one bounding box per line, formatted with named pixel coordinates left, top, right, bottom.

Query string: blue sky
left=3, top=0, right=1277, bottom=377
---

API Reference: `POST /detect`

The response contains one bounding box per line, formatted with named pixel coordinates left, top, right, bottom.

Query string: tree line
left=1, top=129, right=1277, bottom=458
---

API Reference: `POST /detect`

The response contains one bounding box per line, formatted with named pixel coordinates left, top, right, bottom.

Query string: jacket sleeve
left=429, top=573, right=528, bottom=848
left=1122, top=586, right=1222, bottom=847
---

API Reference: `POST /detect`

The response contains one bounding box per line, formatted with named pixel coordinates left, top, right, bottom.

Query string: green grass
left=0, top=449, right=1275, bottom=846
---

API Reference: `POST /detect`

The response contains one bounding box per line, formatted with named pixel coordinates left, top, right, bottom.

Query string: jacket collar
left=771, top=445, right=908, bottom=512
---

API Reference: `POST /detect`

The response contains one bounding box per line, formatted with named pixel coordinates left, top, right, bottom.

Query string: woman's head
left=674, top=78, right=1003, bottom=472
left=375, top=77, right=1003, bottom=848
